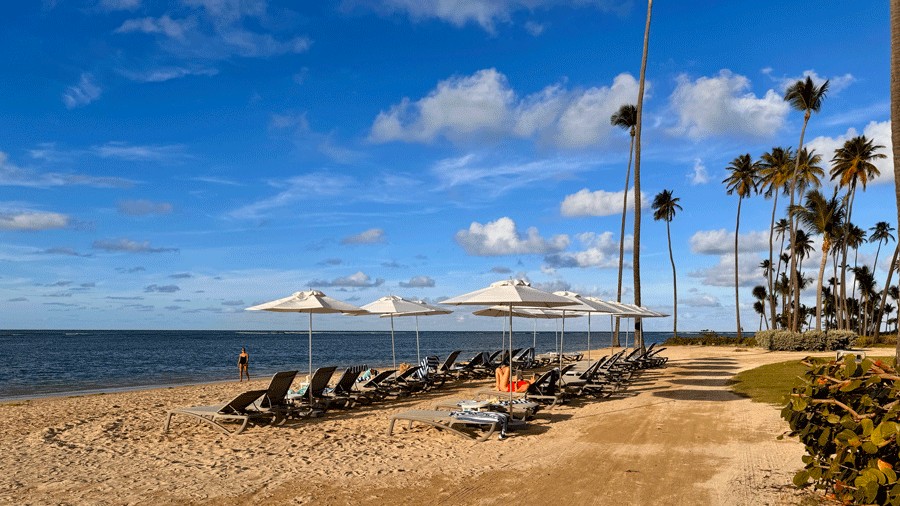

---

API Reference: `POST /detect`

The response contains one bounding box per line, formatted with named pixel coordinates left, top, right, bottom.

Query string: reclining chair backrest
left=260, top=370, right=298, bottom=409
left=308, top=366, right=337, bottom=398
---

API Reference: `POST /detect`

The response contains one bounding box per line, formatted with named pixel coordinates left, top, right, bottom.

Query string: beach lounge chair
left=434, top=397, right=540, bottom=420
left=431, top=350, right=462, bottom=384
left=288, top=366, right=337, bottom=411
left=255, top=370, right=314, bottom=422
left=322, top=367, right=365, bottom=408
left=452, top=351, right=492, bottom=378
left=162, top=389, right=270, bottom=435
left=353, top=369, right=397, bottom=401
left=387, top=409, right=510, bottom=442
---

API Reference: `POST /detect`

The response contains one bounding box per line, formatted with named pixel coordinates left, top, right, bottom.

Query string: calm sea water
left=0, top=329, right=713, bottom=400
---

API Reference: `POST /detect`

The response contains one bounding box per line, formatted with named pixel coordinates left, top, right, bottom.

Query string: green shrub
left=781, top=356, right=900, bottom=504
left=855, top=334, right=899, bottom=347
left=663, top=335, right=756, bottom=346
left=755, top=330, right=855, bottom=351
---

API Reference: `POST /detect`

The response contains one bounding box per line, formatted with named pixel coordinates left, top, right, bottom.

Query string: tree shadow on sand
left=651, top=389, right=742, bottom=402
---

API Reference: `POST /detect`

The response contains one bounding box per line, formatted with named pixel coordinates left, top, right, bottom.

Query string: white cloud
left=117, top=200, right=173, bottom=216
left=807, top=120, right=893, bottom=185
left=761, top=68, right=855, bottom=94
left=681, top=294, right=722, bottom=308
left=560, top=187, right=647, bottom=217
left=0, top=151, right=133, bottom=189
left=92, top=142, right=186, bottom=162
left=690, top=229, right=771, bottom=255
left=688, top=158, right=709, bottom=185
left=668, top=70, right=788, bottom=139
left=120, top=66, right=218, bottom=83
left=370, top=69, right=640, bottom=148
left=362, top=0, right=625, bottom=32
left=524, top=21, right=545, bottom=36
left=455, top=217, right=569, bottom=256
left=543, top=231, right=628, bottom=269
left=689, top=254, right=764, bottom=288
left=399, top=275, right=435, bottom=288
left=116, top=15, right=194, bottom=39
left=62, top=73, right=102, bottom=109
left=92, top=238, right=178, bottom=253
left=310, top=271, right=384, bottom=288
left=432, top=154, right=589, bottom=198
left=228, top=172, right=354, bottom=219
left=99, top=0, right=141, bottom=10
left=341, top=228, right=386, bottom=245
left=0, top=211, right=70, bottom=231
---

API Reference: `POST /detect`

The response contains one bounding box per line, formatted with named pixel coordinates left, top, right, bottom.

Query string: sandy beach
left=1, top=346, right=838, bottom=505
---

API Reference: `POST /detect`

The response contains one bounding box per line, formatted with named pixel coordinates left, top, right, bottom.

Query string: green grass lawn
left=729, top=356, right=896, bottom=405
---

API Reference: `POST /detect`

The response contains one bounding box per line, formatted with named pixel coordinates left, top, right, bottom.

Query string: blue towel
left=449, top=410, right=510, bottom=436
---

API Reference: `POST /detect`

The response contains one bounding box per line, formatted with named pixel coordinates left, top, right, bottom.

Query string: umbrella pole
left=391, top=314, right=396, bottom=369
left=508, top=303, right=513, bottom=406
left=559, top=310, right=565, bottom=370
left=308, top=312, right=313, bottom=404
left=587, top=313, right=592, bottom=366
left=533, top=320, right=537, bottom=349
left=415, top=315, right=421, bottom=364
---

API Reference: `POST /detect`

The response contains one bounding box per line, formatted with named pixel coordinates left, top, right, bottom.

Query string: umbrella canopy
left=246, top=290, right=367, bottom=378
left=444, top=279, right=573, bottom=401
left=361, top=295, right=435, bottom=368
left=474, top=305, right=581, bottom=349
left=550, top=291, right=623, bottom=366
left=378, top=300, right=452, bottom=363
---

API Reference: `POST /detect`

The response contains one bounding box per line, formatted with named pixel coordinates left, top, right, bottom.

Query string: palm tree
left=610, top=103, right=637, bottom=347
left=875, top=244, right=900, bottom=341
left=759, top=146, right=793, bottom=330
left=891, top=0, right=900, bottom=360
left=784, top=76, right=829, bottom=332
left=632, top=0, right=653, bottom=350
left=831, top=135, right=886, bottom=329
left=853, top=265, right=877, bottom=335
left=723, top=154, right=760, bottom=339
left=869, top=221, right=896, bottom=274
left=793, top=229, right=814, bottom=281
left=651, top=189, right=682, bottom=337
left=789, top=148, right=825, bottom=330
left=752, top=285, right=769, bottom=330
left=791, top=189, right=844, bottom=330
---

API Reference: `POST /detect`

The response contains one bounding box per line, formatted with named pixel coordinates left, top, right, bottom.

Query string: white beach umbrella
left=372, top=297, right=452, bottom=364
left=551, top=291, right=623, bottom=366
left=473, top=305, right=579, bottom=349
left=361, top=295, right=435, bottom=368
left=443, top=279, right=573, bottom=402
left=246, top=290, right=367, bottom=379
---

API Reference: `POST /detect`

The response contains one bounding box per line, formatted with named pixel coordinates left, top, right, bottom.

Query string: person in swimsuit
left=238, top=347, right=250, bottom=382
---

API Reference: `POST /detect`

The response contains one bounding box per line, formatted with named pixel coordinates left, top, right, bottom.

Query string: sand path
left=0, top=346, right=834, bottom=505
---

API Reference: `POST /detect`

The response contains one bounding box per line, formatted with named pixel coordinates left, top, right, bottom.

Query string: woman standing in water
left=238, top=347, right=250, bottom=382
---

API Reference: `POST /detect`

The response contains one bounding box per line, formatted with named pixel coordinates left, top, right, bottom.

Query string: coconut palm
left=788, top=148, right=825, bottom=330
left=784, top=76, right=829, bottom=332
left=831, top=135, right=885, bottom=329
left=752, top=285, right=769, bottom=331
left=892, top=0, right=900, bottom=359
left=875, top=244, right=900, bottom=341
left=852, top=265, right=878, bottom=335
left=651, top=189, right=682, bottom=337
left=610, top=103, right=637, bottom=347
left=631, top=0, right=653, bottom=350
left=847, top=223, right=869, bottom=331
left=791, top=189, right=844, bottom=330
left=723, top=153, right=760, bottom=339
left=869, top=221, right=896, bottom=274
left=759, top=146, right=793, bottom=329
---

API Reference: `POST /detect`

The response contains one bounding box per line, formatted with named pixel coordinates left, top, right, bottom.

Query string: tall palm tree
left=632, top=0, right=653, bottom=350
left=869, top=221, right=896, bottom=274
left=831, top=135, right=886, bottom=329
left=789, top=148, right=825, bottom=330
left=752, top=285, right=769, bottom=331
left=793, top=229, right=815, bottom=283
left=723, top=154, right=760, bottom=339
left=651, top=189, right=682, bottom=337
left=784, top=76, right=829, bottom=332
left=791, top=189, right=844, bottom=330
left=759, top=146, right=793, bottom=330
left=875, top=244, right=900, bottom=341
left=891, top=0, right=900, bottom=361
left=610, top=103, right=637, bottom=347
left=852, top=265, right=877, bottom=335
left=846, top=224, right=868, bottom=331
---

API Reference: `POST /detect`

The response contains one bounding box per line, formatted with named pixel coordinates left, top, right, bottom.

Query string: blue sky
left=0, top=0, right=893, bottom=331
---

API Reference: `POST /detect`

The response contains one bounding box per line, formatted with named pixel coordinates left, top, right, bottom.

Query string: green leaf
left=862, top=442, right=879, bottom=454
left=841, top=379, right=863, bottom=392
left=862, top=418, right=875, bottom=436
left=793, top=470, right=810, bottom=487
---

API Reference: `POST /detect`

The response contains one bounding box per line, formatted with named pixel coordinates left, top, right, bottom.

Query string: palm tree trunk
left=815, top=243, right=830, bottom=331
left=874, top=242, right=884, bottom=279
left=853, top=246, right=862, bottom=332
left=734, top=196, right=743, bottom=339
left=632, top=0, right=652, bottom=350
left=893, top=0, right=900, bottom=362
left=666, top=219, right=677, bottom=336
left=876, top=243, right=899, bottom=341
left=840, top=187, right=857, bottom=331
left=790, top=113, right=811, bottom=332
left=767, top=193, right=779, bottom=329
left=613, top=133, right=634, bottom=347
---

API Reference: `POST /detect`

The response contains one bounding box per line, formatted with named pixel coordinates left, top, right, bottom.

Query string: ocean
left=0, top=329, right=707, bottom=401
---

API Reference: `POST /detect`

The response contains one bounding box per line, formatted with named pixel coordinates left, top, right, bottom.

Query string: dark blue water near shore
left=0, top=329, right=719, bottom=400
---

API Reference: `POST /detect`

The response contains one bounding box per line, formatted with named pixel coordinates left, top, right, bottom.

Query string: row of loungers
left=162, top=344, right=668, bottom=439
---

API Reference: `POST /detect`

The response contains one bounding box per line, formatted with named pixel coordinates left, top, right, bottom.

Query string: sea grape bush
left=782, top=356, right=900, bottom=504
left=755, top=330, right=854, bottom=351
left=662, top=335, right=756, bottom=346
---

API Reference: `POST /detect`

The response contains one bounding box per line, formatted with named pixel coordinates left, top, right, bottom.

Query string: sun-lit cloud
left=689, top=254, right=764, bottom=288
left=761, top=68, right=855, bottom=94
left=399, top=275, right=435, bottom=288
left=807, top=120, right=893, bottom=185
left=370, top=69, right=640, bottom=148
left=0, top=209, right=70, bottom=231
left=62, top=73, right=102, bottom=109
left=560, top=187, right=647, bottom=217
left=688, top=158, right=709, bottom=185
left=668, top=70, right=788, bottom=139
left=121, top=66, right=218, bottom=83
left=92, top=142, right=187, bottom=162
left=0, top=151, right=134, bottom=189
left=681, top=294, right=722, bottom=308
left=455, top=217, right=569, bottom=256
left=690, top=229, right=770, bottom=255
left=341, top=228, right=386, bottom=245
left=93, top=238, right=178, bottom=253
left=543, top=231, right=630, bottom=269
left=432, top=153, right=591, bottom=198
left=310, top=271, right=384, bottom=288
